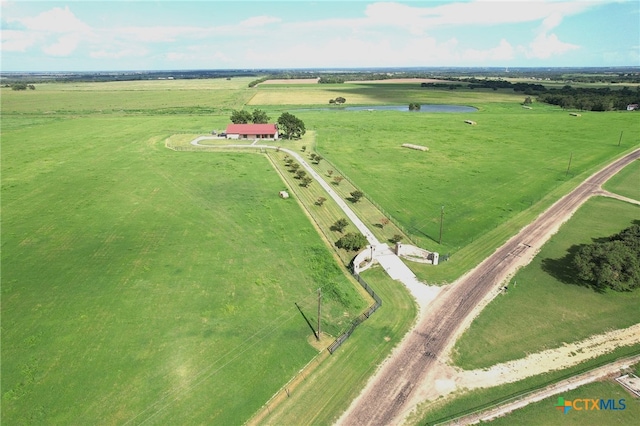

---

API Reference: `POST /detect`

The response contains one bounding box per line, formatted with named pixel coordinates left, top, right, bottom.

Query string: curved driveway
left=189, top=137, right=440, bottom=309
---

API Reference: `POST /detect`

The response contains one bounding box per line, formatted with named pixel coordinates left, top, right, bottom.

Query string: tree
left=289, top=163, right=300, bottom=173
left=572, top=224, right=640, bottom=292
left=277, top=112, right=306, bottom=139
left=316, top=196, right=327, bottom=206
left=230, top=109, right=252, bottom=124
left=327, top=169, right=334, bottom=176
left=335, top=232, right=367, bottom=251
left=301, top=176, right=313, bottom=187
left=409, top=102, right=421, bottom=111
left=329, top=99, right=336, bottom=104
left=309, top=153, right=317, bottom=161
left=333, top=176, right=343, bottom=185
left=390, top=234, right=403, bottom=244
left=350, top=190, right=364, bottom=202
left=335, top=96, right=346, bottom=104
left=295, top=170, right=307, bottom=179
left=314, top=155, right=323, bottom=165
left=523, top=96, right=532, bottom=105
left=252, top=109, right=270, bottom=124
left=301, top=145, right=306, bottom=152
left=331, top=218, right=349, bottom=233
left=380, top=218, right=390, bottom=228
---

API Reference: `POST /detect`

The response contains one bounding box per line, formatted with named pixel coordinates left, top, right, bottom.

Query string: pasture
left=291, top=105, right=639, bottom=283
left=452, top=196, right=640, bottom=370
left=2, top=77, right=639, bottom=425
left=485, top=379, right=639, bottom=426
left=0, top=110, right=367, bottom=424
left=603, top=158, right=640, bottom=199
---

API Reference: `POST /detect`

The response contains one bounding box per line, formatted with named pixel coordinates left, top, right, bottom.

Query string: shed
left=279, top=191, right=289, bottom=199
left=225, top=123, right=278, bottom=140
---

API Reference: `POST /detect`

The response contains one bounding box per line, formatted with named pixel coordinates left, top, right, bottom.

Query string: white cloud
left=9, top=6, right=91, bottom=34
left=43, top=33, right=81, bottom=56
left=1, top=30, right=39, bottom=52
left=240, top=15, right=281, bottom=27
left=465, top=39, right=515, bottom=62
left=90, top=47, right=149, bottom=60
left=526, top=32, right=580, bottom=59
left=5, top=6, right=93, bottom=57
left=115, top=26, right=205, bottom=43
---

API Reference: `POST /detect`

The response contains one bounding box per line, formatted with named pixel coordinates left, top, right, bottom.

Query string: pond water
left=297, top=104, right=477, bottom=113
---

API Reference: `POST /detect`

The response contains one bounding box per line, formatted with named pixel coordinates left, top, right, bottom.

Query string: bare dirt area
left=259, top=78, right=319, bottom=85
left=459, top=324, right=640, bottom=391
left=404, top=325, right=640, bottom=423
left=336, top=149, right=640, bottom=426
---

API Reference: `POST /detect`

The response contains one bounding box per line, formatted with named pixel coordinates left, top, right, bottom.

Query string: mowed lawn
left=452, top=196, right=640, bottom=370
left=1, top=113, right=367, bottom=424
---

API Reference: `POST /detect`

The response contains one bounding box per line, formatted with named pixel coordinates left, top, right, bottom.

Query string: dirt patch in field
left=408, top=323, right=640, bottom=409
left=259, top=78, right=319, bottom=85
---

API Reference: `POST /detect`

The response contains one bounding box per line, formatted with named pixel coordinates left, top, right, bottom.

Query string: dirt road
left=337, top=149, right=640, bottom=426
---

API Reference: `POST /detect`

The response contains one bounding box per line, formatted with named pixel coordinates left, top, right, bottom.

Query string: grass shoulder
left=258, top=266, right=418, bottom=425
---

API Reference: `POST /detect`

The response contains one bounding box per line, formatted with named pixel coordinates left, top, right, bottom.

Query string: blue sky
left=1, top=1, right=639, bottom=71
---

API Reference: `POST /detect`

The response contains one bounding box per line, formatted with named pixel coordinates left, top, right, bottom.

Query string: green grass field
left=295, top=105, right=639, bottom=274
left=603, top=158, right=640, bottom=200
left=2, top=79, right=639, bottom=425
left=486, top=379, right=639, bottom=426
left=452, top=196, right=640, bottom=370
left=0, top=112, right=367, bottom=424
left=260, top=266, right=417, bottom=425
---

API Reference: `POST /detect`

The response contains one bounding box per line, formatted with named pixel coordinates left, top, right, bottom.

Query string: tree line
left=536, top=86, right=639, bottom=111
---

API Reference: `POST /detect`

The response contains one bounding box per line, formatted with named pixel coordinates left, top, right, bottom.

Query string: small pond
left=297, top=104, right=477, bottom=113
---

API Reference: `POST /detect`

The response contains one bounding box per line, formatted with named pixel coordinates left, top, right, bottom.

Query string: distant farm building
left=225, top=123, right=278, bottom=140
left=627, top=104, right=639, bottom=111
left=278, top=191, right=289, bottom=199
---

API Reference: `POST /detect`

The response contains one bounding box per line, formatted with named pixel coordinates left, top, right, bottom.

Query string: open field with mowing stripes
left=2, top=78, right=639, bottom=424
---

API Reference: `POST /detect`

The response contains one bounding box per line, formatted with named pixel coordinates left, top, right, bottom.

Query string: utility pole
left=566, top=152, right=573, bottom=176
left=439, top=205, right=444, bottom=245
left=317, top=288, right=321, bottom=340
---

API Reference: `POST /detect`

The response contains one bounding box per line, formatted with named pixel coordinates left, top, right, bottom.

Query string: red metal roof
left=225, top=123, right=277, bottom=134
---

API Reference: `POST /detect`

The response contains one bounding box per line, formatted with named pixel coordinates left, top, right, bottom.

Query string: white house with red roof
left=225, top=123, right=278, bottom=140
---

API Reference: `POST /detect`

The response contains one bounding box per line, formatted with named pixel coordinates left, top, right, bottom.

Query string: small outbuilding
left=464, top=120, right=477, bottom=125
left=225, top=123, right=278, bottom=140
left=278, top=191, right=289, bottom=199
